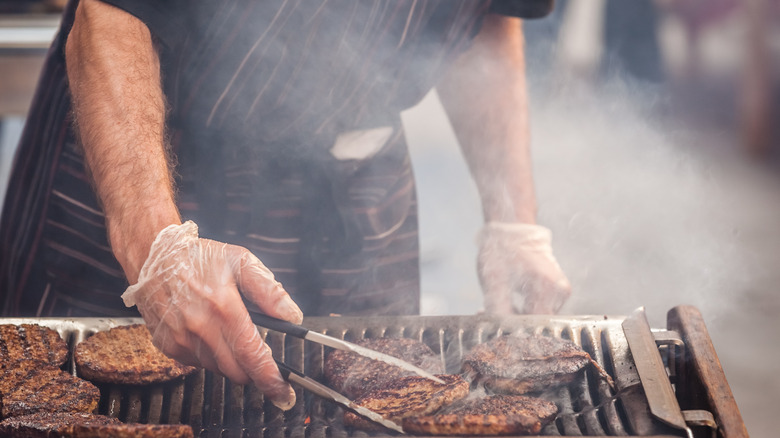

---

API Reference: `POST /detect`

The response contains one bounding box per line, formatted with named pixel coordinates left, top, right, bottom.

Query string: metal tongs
left=251, top=314, right=443, bottom=433
left=275, top=360, right=404, bottom=433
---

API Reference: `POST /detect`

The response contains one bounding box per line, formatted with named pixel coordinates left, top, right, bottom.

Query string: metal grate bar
left=0, top=316, right=688, bottom=437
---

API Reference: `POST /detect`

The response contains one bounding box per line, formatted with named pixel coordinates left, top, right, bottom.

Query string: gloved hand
left=477, top=222, right=571, bottom=314
left=122, top=221, right=303, bottom=410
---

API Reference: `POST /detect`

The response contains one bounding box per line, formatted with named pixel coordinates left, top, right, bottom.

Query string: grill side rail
left=667, top=306, right=750, bottom=438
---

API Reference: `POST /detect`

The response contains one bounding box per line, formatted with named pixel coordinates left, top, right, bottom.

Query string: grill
left=0, top=305, right=747, bottom=438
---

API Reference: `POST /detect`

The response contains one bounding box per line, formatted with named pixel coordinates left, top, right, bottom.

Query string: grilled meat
left=0, top=324, right=68, bottom=367
left=0, top=412, right=194, bottom=438
left=324, top=337, right=444, bottom=399
left=461, top=334, right=614, bottom=394
left=344, top=374, right=468, bottom=432
left=0, top=412, right=121, bottom=438
left=74, top=324, right=197, bottom=385
left=402, top=394, right=558, bottom=436
left=70, top=423, right=195, bottom=438
left=0, top=359, right=100, bottom=419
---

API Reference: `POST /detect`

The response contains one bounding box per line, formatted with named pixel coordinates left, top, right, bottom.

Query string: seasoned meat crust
left=0, top=324, right=68, bottom=367
left=74, top=324, right=197, bottom=385
left=344, top=374, right=469, bottom=432
left=70, top=423, right=195, bottom=438
left=324, top=337, right=444, bottom=399
left=0, top=360, right=100, bottom=419
left=0, top=412, right=121, bottom=438
left=0, top=412, right=195, bottom=438
left=462, top=334, right=614, bottom=394
left=402, top=394, right=558, bottom=436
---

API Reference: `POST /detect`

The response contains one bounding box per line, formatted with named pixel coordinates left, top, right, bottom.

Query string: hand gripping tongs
left=251, top=314, right=444, bottom=433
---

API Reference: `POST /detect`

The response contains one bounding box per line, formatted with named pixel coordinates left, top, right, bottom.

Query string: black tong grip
left=251, top=313, right=309, bottom=338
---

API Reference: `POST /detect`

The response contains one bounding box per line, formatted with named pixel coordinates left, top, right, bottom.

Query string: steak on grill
left=74, top=324, right=197, bottom=385
left=461, top=334, right=614, bottom=394
left=0, top=359, right=100, bottom=419
left=324, top=337, right=444, bottom=399
left=0, top=412, right=121, bottom=438
left=402, top=394, right=558, bottom=436
left=343, top=374, right=468, bottom=432
left=0, top=412, right=195, bottom=438
left=0, top=324, right=68, bottom=367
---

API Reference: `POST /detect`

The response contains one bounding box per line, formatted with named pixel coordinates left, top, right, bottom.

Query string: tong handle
left=275, top=359, right=304, bottom=380
left=251, top=313, right=309, bottom=339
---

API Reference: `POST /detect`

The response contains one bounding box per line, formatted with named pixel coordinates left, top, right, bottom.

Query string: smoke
left=407, top=31, right=780, bottom=330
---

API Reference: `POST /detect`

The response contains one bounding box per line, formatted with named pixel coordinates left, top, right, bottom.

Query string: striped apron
left=0, top=0, right=492, bottom=317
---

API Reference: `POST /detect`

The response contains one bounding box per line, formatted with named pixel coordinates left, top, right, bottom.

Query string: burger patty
left=0, top=412, right=194, bottom=438
left=344, top=374, right=469, bottom=432
left=0, top=360, right=100, bottom=419
left=70, top=423, right=195, bottom=438
left=74, top=324, right=197, bottom=385
left=324, top=337, right=444, bottom=399
left=402, top=394, right=558, bottom=436
left=0, top=324, right=68, bottom=367
left=0, top=412, right=121, bottom=438
left=461, top=334, right=614, bottom=394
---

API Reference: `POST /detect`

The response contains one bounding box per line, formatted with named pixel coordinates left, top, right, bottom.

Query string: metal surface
left=0, top=313, right=712, bottom=437
left=622, top=308, right=690, bottom=433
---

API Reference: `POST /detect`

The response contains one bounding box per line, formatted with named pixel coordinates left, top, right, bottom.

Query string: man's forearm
left=66, top=0, right=180, bottom=283
left=437, top=15, right=536, bottom=224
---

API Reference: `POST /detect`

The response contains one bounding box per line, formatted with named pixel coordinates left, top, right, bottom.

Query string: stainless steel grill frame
left=0, top=305, right=747, bottom=438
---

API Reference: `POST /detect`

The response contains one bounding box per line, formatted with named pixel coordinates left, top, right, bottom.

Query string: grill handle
left=622, top=307, right=690, bottom=435
left=667, top=306, right=749, bottom=438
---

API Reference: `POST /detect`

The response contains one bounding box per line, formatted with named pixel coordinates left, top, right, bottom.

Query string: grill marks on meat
left=75, top=324, right=197, bottom=385
left=324, top=337, right=444, bottom=399
left=0, top=412, right=195, bottom=438
left=462, top=334, right=614, bottom=394
left=0, top=412, right=121, bottom=438
left=0, top=324, right=68, bottom=367
left=70, top=423, right=195, bottom=438
left=0, top=360, right=100, bottom=419
left=344, top=374, right=468, bottom=432
left=402, top=394, right=558, bottom=436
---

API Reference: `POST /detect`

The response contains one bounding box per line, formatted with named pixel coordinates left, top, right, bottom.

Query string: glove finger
left=231, top=247, right=303, bottom=324
left=519, top=276, right=571, bottom=314
left=225, top=312, right=296, bottom=410
left=188, top=318, right=252, bottom=384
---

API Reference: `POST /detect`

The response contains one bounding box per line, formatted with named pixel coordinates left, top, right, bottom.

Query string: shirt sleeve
left=97, top=0, right=187, bottom=49
left=488, top=0, right=555, bottom=19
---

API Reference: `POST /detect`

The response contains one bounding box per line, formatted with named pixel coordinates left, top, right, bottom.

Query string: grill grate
left=0, top=316, right=687, bottom=437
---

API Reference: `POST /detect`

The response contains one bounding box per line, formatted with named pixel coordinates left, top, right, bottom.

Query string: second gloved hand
left=122, top=221, right=303, bottom=410
left=477, top=222, right=571, bottom=314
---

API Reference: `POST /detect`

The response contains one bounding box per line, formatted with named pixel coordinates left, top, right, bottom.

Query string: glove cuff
left=121, top=221, right=199, bottom=307
left=478, top=222, right=552, bottom=247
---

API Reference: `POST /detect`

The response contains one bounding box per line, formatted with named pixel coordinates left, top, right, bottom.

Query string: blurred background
left=1, top=1, right=778, bottom=436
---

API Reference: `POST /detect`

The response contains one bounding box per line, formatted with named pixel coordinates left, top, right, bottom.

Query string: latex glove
left=477, top=222, right=571, bottom=314
left=122, top=221, right=303, bottom=410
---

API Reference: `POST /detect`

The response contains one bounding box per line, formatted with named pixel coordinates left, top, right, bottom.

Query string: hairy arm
left=65, top=0, right=181, bottom=283
left=437, top=14, right=535, bottom=224
left=437, top=15, right=571, bottom=314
